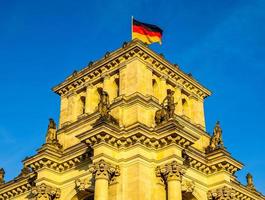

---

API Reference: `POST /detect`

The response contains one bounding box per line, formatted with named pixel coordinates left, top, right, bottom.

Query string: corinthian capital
left=31, top=183, right=60, bottom=200
left=89, top=159, right=120, bottom=183
left=156, top=161, right=185, bottom=183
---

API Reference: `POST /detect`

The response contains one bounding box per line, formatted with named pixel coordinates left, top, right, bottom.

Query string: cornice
left=77, top=119, right=199, bottom=151
left=0, top=176, right=31, bottom=200
left=231, top=181, right=265, bottom=200
left=23, top=143, right=92, bottom=173
left=52, top=39, right=211, bottom=99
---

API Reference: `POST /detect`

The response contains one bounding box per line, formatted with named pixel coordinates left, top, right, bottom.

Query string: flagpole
left=131, top=16, right=133, bottom=41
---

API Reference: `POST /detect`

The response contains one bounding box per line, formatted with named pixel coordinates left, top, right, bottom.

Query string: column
left=174, top=84, right=182, bottom=116
left=155, top=167, right=166, bottom=200
left=189, top=94, right=199, bottom=125
left=67, top=91, right=78, bottom=122
left=167, top=174, right=182, bottom=200
left=167, top=161, right=184, bottom=200
left=103, top=74, right=113, bottom=102
left=59, top=94, right=68, bottom=128
left=85, top=83, right=95, bottom=114
left=159, top=76, right=168, bottom=103
left=197, top=98, right=206, bottom=129
left=157, top=161, right=185, bottom=200
left=90, top=160, right=120, bottom=200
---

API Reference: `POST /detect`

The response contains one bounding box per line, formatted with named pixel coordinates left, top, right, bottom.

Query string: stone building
left=0, top=39, right=264, bottom=200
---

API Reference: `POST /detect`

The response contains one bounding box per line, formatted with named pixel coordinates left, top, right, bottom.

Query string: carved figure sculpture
left=46, top=118, right=57, bottom=144
left=246, top=173, right=255, bottom=189
left=0, top=168, right=5, bottom=184
left=207, top=121, right=224, bottom=152
left=155, top=89, right=177, bottom=125
left=162, top=89, right=176, bottom=118
left=97, top=87, right=110, bottom=118
left=95, top=87, right=118, bottom=125
left=155, top=104, right=169, bottom=125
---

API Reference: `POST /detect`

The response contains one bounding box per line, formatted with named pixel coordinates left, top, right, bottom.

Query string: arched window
left=80, top=96, right=86, bottom=114
left=152, top=79, right=159, bottom=99
left=114, top=78, right=120, bottom=97
left=182, top=98, right=190, bottom=118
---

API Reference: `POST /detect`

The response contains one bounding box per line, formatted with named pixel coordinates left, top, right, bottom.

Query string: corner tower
left=0, top=39, right=264, bottom=200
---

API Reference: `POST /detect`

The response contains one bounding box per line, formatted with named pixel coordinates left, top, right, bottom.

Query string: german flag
left=132, top=18, right=163, bottom=45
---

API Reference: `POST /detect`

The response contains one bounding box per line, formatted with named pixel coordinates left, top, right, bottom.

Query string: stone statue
left=97, top=87, right=110, bottom=118
left=246, top=173, right=255, bottom=189
left=155, top=89, right=177, bottom=125
left=162, top=89, right=176, bottom=118
left=0, top=168, right=5, bottom=184
left=207, top=121, right=224, bottom=153
left=182, top=150, right=190, bottom=167
left=155, top=104, right=169, bottom=125
left=95, top=87, right=118, bottom=125
left=46, top=118, right=57, bottom=144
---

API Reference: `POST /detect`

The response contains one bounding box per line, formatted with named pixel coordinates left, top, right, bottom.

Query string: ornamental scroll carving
left=89, top=159, right=120, bottom=184
left=207, top=186, right=236, bottom=200
left=75, top=178, right=92, bottom=192
left=156, top=161, right=185, bottom=183
left=30, top=183, right=61, bottom=200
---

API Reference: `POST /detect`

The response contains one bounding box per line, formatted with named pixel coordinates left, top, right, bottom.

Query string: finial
left=246, top=173, right=255, bottom=190
left=173, top=64, right=179, bottom=69
left=122, top=41, right=128, bottom=48
left=72, top=70, right=78, bottom=77
left=0, top=168, right=5, bottom=184
left=88, top=61, right=94, bottom=67
left=104, top=51, right=110, bottom=58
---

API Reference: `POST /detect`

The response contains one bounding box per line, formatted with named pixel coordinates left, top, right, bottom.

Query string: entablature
left=0, top=176, right=32, bottom=200
left=52, top=39, right=211, bottom=99
left=232, top=182, right=265, bottom=200
left=77, top=119, right=200, bottom=151
left=23, top=143, right=92, bottom=173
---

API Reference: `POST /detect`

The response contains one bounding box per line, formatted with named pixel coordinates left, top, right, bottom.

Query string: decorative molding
left=28, top=152, right=91, bottom=173
left=52, top=40, right=211, bottom=99
left=75, top=178, right=92, bottom=192
left=0, top=182, right=31, bottom=200
left=89, top=159, right=120, bottom=184
left=30, top=183, right=60, bottom=200
left=156, top=161, right=186, bottom=183
left=182, top=180, right=195, bottom=193
left=207, top=186, right=236, bottom=200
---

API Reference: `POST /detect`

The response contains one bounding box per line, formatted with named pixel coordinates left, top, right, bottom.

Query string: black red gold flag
left=132, top=18, right=163, bottom=45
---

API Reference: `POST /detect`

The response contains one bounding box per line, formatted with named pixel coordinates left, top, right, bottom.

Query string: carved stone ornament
left=30, top=183, right=61, bottom=200
left=155, top=89, right=177, bottom=125
left=75, top=178, right=91, bottom=192
left=206, top=121, right=224, bottom=153
left=15, top=166, right=32, bottom=179
left=45, top=118, right=62, bottom=149
left=181, top=180, right=195, bottom=193
left=207, top=186, right=236, bottom=200
left=89, top=159, right=120, bottom=184
left=95, top=88, right=118, bottom=125
left=0, top=168, right=5, bottom=184
left=156, top=161, right=185, bottom=183
left=246, top=173, right=255, bottom=190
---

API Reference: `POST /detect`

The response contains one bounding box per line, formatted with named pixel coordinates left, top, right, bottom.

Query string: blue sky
left=0, top=0, right=264, bottom=193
